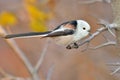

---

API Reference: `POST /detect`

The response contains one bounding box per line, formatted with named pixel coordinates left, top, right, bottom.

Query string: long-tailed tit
left=4, top=20, right=91, bottom=49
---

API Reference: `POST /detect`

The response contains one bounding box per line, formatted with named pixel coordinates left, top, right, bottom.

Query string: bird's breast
left=52, top=35, right=74, bottom=46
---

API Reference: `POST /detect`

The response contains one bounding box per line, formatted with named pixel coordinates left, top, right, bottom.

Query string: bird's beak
left=88, top=30, right=91, bottom=36
left=88, top=30, right=90, bottom=32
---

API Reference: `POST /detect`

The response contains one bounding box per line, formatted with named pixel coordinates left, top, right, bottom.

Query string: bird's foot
left=66, top=43, right=79, bottom=49
left=73, top=43, right=79, bottom=49
left=66, top=45, right=72, bottom=49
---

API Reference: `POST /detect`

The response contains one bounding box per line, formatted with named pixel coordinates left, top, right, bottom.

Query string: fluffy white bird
left=4, top=20, right=91, bottom=49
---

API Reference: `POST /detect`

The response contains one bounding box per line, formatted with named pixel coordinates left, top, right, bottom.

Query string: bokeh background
left=0, top=0, right=119, bottom=80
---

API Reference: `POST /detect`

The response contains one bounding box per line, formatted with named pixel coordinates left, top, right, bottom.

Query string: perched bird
left=4, top=20, right=91, bottom=49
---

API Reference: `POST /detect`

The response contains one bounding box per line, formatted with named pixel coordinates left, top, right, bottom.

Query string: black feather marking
left=54, top=20, right=77, bottom=30
left=5, top=31, right=51, bottom=39
left=46, top=29, right=74, bottom=37
left=69, top=20, right=77, bottom=29
left=53, top=21, right=69, bottom=30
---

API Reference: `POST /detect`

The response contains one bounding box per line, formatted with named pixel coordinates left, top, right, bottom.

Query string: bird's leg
left=66, top=42, right=79, bottom=49
left=66, top=45, right=72, bottom=49
left=73, top=42, right=79, bottom=49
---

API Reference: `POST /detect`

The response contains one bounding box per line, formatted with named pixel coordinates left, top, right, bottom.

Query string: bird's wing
left=45, top=29, right=74, bottom=37
left=53, top=20, right=77, bottom=30
left=44, top=22, right=76, bottom=37
left=4, top=31, right=51, bottom=39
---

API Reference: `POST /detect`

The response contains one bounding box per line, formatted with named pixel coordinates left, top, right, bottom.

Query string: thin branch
left=107, top=27, right=116, bottom=37
left=1, top=77, right=29, bottom=80
left=90, top=41, right=116, bottom=49
left=111, top=0, right=120, bottom=54
left=0, top=68, right=31, bottom=80
left=0, top=26, right=40, bottom=80
left=98, top=19, right=116, bottom=37
left=106, top=62, right=120, bottom=66
left=46, top=65, right=55, bottom=80
left=103, top=0, right=111, bottom=3
left=0, top=68, right=12, bottom=77
left=90, top=33, right=116, bottom=49
left=79, top=0, right=102, bottom=4
left=111, top=66, right=120, bottom=75
left=35, top=39, right=49, bottom=71
left=79, top=0, right=111, bottom=4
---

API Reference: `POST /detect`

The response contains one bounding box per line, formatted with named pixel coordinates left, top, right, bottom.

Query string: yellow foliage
left=25, top=4, right=52, bottom=32
left=30, top=19, right=48, bottom=32
left=0, top=12, right=17, bottom=26
left=25, top=0, right=37, bottom=3
left=26, top=4, right=49, bottom=21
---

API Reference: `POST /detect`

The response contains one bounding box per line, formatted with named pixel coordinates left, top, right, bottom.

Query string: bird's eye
left=83, top=27, right=86, bottom=30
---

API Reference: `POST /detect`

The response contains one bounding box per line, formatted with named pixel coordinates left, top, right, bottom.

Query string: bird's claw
left=66, top=43, right=79, bottom=49
left=73, top=43, right=79, bottom=49
left=66, top=45, right=72, bottom=49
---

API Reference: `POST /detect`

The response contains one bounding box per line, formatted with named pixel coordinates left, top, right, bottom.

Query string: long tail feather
left=4, top=31, right=51, bottom=39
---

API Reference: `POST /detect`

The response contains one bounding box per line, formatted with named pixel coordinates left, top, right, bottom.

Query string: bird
left=4, top=20, right=91, bottom=49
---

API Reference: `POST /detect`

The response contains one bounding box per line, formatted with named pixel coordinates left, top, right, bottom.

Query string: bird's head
left=76, top=20, right=91, bottom=36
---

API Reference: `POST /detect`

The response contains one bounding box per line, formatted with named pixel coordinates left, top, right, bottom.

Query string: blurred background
left=0, top=0, right=119, bottom=80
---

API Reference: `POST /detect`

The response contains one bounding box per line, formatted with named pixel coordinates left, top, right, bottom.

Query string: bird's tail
left=4, top=31, right=51, bottom=39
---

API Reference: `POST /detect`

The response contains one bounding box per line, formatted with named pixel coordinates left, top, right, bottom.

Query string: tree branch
left=0, top=26, right=40, bottom=80
left=35, top=39, right=49, bottom=71
left=111, top=66, right=120, bottom=75
left=111, top=0, right=120, bottom=48
left=90, top=41, right=116, bottom=49
left=79, top=0, right=111, bottom=4
left=46, top=64, right=55, bottom=80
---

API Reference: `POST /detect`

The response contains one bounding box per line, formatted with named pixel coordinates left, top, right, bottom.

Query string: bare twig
left=79, top=0, right=102, bottom=4
left=0, top=68, right=31, bottom=80
left=35, top=39, right=49, bottom=71
left=98, top=19, right=116, bottom=37
left=0, top=26, right=40, bottom=80
left=0, top=68, right=12, bottom=77
left=90, top=41, right=116, bottom=49
left=111, top=66, right=120, bottom=75
left=79, top=0, right=111, bottom=4
left=46, top=65, right=55, bottom=80
left=106, top=62, right=120, bottom=66
left=1, top=77, right=29, bottom=80
left=90, top=35, right=116, bottom=49
left=111, top=1, right=120, bottom=77
left=108, top=27, right=116, bottom=37
left=111, top=0, right=120, bottom=56
left=103, top=0, right=112, bottom=3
